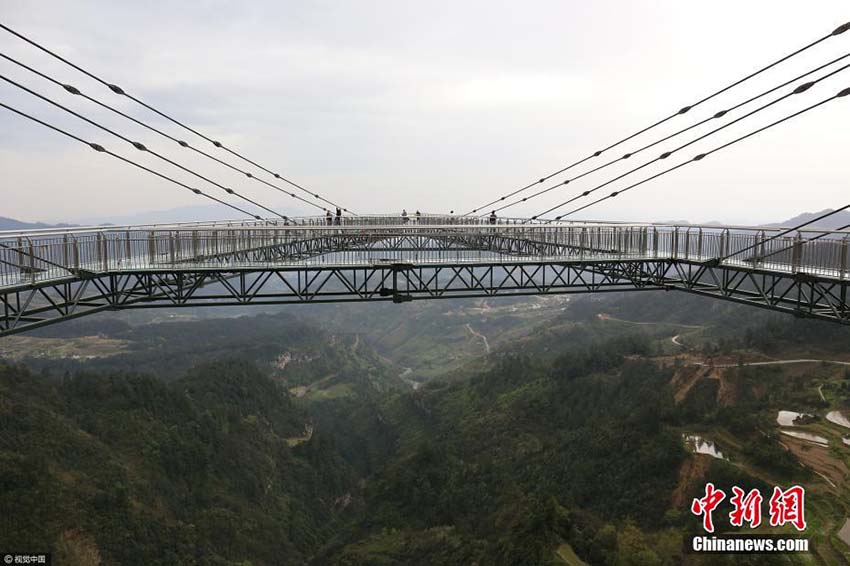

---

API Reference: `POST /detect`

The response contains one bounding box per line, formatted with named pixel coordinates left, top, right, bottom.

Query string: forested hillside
left=0, top=360, right=357, bottom=565
left=1, top=292, right=850, bottom=564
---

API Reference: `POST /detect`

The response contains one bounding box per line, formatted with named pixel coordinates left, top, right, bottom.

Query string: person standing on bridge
left=334, top=207, right=342, bottom=225
left=415, top=210, right=421, bottom=224
left=402, top=209, right=409, bottom=224
left=325, top=210, right=333, bottom=225
left=489, top=210, right=497, bottom=225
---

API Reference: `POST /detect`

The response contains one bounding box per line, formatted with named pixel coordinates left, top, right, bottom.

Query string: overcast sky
left=1, top=1, right=849, bottom=224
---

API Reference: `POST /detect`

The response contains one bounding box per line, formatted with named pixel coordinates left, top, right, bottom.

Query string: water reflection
left=780, top=430, right=829, bottom=446
left=776, top=410, right=811, bottom=427
left=826, top=411, right=850, bottom=429
left=683, top=434, right=725, bottom=460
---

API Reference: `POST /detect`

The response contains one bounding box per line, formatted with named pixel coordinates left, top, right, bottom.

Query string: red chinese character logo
left=728, top=486, right=763, bottom=528
left=768, top=485, right=806, bottom=531
left=691, top=482, right=726, bottom=533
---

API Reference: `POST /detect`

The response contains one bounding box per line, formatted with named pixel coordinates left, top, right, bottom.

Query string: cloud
left=436, top=74, right=594, bottom=109
left=2, top=0, right=849, bottom=225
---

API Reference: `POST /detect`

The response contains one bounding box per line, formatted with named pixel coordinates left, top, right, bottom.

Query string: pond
left=776, top=411, right=811, bottom=427
left=780, top=430, right=829, bottom=446
left=683, top=434, right=725, bottom=460
left=826, top=410, right=850, bottom=429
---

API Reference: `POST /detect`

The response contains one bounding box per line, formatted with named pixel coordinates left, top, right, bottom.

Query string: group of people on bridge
left=400, top=210, right=499, bottom=224
left=321, top=209, right=501, bottom=226
left=400, top=209, right=421, bottom=224
left=325, top=208, right=343, bottom=225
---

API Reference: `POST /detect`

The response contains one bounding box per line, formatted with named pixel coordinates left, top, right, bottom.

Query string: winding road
left=694, top=359, right=850, bottom=369
left=597, top=313, right=703, bottom=329
left=465, top=323, right=491, bottom=354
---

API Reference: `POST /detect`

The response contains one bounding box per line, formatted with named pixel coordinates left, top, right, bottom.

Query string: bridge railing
left=654, top=227, right=850, bottom=277
left=1, top=221, right=848, bottom=288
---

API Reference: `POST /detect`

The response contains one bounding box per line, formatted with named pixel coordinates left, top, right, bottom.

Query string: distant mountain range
left=71, top=204, right=317, bottom=227
left=3, top=208, right=849, bottom=231
left=71, top=204, right=263, bottom=227
left=0, top=216, right=77, bottom=231
left=773, top=209, right=850, bottom=230
left=649, top=209, right=850, bottom=230
left=1, top=204, right=315, bottom=231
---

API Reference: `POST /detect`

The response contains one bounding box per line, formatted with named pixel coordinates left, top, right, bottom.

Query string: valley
left=2, top=291, right=850, bottom=564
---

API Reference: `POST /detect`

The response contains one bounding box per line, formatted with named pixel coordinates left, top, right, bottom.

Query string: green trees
left=3, top=291, right=837, bottom=565
left=323, top=339, right=685, bottom=564
left=0, top=360, right=356, bottom=565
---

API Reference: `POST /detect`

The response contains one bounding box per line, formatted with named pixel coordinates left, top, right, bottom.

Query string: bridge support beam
left=1, top=259, right=848, bottom=337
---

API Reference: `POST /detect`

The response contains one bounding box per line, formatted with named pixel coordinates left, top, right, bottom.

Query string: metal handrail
left=1, top=222, right=848, bottom=291
left=4, top=215, right=850, bottom=239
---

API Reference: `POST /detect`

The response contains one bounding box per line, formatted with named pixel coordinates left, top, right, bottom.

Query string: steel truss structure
left=2, top=259, right=848, bottom=336
left=1, top=216, right=849, bottom=336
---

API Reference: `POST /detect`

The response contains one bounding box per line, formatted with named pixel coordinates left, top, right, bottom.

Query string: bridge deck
left=1, top=216, right=848, bottom=334
left=2, top=216, right=848, bottom=285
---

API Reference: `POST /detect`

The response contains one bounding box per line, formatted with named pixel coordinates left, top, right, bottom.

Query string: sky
left=1, top=1, right=849, bottom=225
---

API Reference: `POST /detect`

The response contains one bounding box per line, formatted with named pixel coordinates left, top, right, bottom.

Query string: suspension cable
left=722, top=207, right=850, bottom=262
left=538, top=87, right=849, bottom=223
left=0, top=102, right=262, bottom=220
left=464, top=21, right=850, bottom=216
left=0, top=52, right=344, bottom=214
left=0, top=73, right=297, bottom=219
left=532, top=63, right=850, bottom=221
left=488, top=52, right=850, bottom=216
left=0, top=21, right=356, bottom=214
